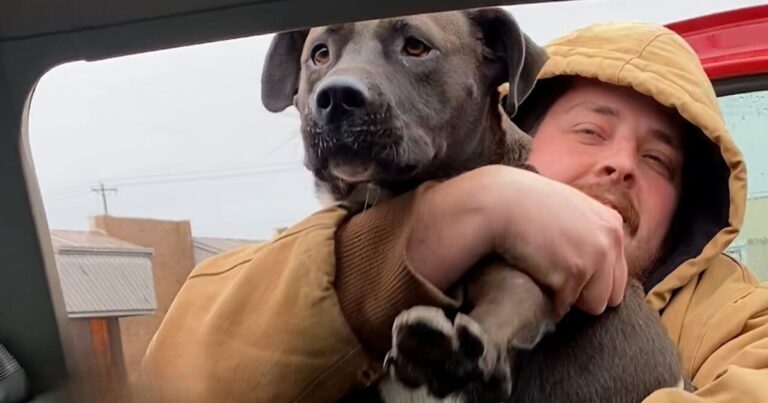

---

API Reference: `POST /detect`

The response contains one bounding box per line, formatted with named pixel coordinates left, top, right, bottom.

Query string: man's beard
left=626, top=246, right=661, bottom=283
left=570, top=181, right=659, bottom=278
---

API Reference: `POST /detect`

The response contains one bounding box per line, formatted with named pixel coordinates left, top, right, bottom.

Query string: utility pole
left=91, top=182, right=117, bottom=216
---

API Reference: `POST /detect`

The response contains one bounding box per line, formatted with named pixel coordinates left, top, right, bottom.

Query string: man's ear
left=468, top=8, right=548, bottom=117
left=261, top=29, right=310, bottom=113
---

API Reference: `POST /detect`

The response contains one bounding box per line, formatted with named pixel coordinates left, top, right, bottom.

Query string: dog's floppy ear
left=261, top=29, right=310, bottom=113
left=468, top=8, right=548, bottom=117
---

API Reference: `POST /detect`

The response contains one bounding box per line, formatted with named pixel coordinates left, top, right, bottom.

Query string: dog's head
left=262, top=8, right=546, bottom=201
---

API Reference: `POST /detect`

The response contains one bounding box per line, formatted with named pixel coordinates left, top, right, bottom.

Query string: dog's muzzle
left=306, top=76, right=407, bottom=183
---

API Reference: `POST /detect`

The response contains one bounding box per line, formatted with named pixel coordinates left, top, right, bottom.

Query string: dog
left=261, top=8, right=688, bottom=402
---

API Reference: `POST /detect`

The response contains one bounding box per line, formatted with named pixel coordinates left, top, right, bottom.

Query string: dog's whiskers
left=390, top=144, right=399, bottom=168
left=362, top=185, right=381, bottom=213
left=363, top=187, right=371, bottom=213
left=370, top=186, right=381, bottom=206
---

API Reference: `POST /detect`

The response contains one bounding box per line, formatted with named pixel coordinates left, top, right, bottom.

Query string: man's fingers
left=608, top=251, right=629, bottom=307
left=575, top=260, right=613, bottom=315
left=554, top=271, right=586, bottom=317
left=554, top=290, right=576, bottom=319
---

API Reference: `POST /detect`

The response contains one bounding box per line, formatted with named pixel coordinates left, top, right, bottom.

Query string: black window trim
left=715, top=73, right=768, bottom=97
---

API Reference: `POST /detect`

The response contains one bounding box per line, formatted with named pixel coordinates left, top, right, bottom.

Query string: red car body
left=668, top=5, right=768, bottom=80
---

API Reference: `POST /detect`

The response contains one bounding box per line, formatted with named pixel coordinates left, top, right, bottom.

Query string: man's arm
left=336, top=165, right=628, bottom=357
left=643, top=283, right=768, bottom=402
left=139, top=165, right=628, bottom=402
left=335, top=183, right=465, bottom=356
left=643, top=318, right=768, bottom=402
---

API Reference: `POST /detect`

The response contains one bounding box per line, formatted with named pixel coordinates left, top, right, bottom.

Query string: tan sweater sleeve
left=335, top=183, right=463, bottom=357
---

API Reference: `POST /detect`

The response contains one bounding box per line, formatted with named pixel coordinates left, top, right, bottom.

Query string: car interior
left=1, top=0, right=766, bottom=401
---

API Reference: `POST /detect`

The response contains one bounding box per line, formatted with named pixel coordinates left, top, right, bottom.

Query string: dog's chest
left=379, top=378, right=464, bottom=403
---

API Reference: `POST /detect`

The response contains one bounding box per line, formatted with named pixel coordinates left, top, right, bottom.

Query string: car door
left=669, top=5, right=768, bottom=281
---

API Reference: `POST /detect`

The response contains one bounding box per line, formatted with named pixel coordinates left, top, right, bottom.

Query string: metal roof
left=51, top=229, right=153, bottom=253
left=192, top=237, right=261, bottom=264
left=50, top=230, right=156, bottom=318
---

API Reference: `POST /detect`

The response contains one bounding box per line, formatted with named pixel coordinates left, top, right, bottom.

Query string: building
left=50, top=230, right=156, bottom=398
left=49, top=217, right=261, bottom=400
left=728, top=196, right=768, bottom=280
left=86, top=216, right=260, bottom=388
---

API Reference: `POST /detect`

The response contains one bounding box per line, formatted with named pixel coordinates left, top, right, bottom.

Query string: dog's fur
left=262, top=8, right=688, bottom=402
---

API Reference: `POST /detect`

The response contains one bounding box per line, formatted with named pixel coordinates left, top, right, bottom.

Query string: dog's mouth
left=326, top=152, right=420, bottom=184
left=307, top=120, right=422, bottom=180
left=329, top=158, right=376, bottom=183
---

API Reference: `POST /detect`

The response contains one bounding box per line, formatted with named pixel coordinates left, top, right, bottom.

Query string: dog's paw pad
left=386, top=306, right=456, bottom=389
left=391, top=306, right=455, bottom=365
left=385, top=307, right=501, bottom=399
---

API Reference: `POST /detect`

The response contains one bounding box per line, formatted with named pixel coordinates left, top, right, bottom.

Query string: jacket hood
left=510, top=22, right=747, bottom=311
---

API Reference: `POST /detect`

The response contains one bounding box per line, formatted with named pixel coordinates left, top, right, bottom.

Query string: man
left=141, top=22, right=768, bottom=402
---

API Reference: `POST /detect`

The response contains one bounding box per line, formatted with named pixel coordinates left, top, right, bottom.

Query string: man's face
left=528, top=79, right=686, bottom=277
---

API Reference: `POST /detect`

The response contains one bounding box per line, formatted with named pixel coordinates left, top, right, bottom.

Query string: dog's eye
left=402, top=37, right=431, bottom=57
left=311, top=44, right=330, bottom=65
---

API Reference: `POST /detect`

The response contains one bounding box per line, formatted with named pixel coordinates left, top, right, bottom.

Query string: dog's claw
left=382, top=351, right=395, bottom=371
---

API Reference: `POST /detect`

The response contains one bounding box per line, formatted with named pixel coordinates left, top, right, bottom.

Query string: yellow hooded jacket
left=141, top=22, right=768, bottom=402
left=524, top=22, right=768, bottom=402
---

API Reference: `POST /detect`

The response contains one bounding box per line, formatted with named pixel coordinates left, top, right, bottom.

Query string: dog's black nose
left=314, top=77, right=368, bottom=121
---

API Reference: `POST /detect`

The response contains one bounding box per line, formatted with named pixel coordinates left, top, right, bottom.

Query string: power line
left=45, top=160, right=302, bottom=197
left=46, top=163, right=304, bottom=201
left=46, top=161, right=293, bottom=196
left=105, top=160, right=297, bottom=185
left=44, top=134, right=301, bottom=198
left=47, top=180, right=102, bottom=197
left=49, top=189, right=94, bottom=201
left=113, top=164, right=303, bottom=188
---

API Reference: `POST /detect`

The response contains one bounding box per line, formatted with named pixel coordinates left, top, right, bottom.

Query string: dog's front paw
left=384, top=306, right=512, bottom=401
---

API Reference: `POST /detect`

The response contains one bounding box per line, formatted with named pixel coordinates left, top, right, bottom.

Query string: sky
left=28, top=0, right=768, bottom=240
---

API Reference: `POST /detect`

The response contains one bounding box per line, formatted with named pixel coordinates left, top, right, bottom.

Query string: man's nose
left=313, top=76, right=368, bottom=123
left=597, top=142, right=637, bottom=186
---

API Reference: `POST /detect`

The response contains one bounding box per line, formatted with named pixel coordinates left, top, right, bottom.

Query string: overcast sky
left=28, top=0, right=768, bottom=240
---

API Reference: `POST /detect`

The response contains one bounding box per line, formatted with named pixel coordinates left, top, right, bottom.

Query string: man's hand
left=406, top=165, right=628, bottom=317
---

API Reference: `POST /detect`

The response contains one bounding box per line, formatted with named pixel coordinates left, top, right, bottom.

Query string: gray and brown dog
left=262, top=8, right=687, bottom=403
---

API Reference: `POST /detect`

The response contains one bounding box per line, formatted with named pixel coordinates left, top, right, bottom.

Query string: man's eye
left=311, top=44, right=330, bottom=65
left=402, top=37, right=432, bottom=57
left=644, top=153, right=668, bottom=166
left=574, top=125, right=605, bottom=141
left=644, top=153, right=674, bottom=177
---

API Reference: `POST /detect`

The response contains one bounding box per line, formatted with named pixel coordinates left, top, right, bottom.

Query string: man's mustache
left=572, top=182, right=640, bottom=236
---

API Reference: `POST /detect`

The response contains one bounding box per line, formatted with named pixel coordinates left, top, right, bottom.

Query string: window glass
left=720, top=89, right=768, bottom=280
